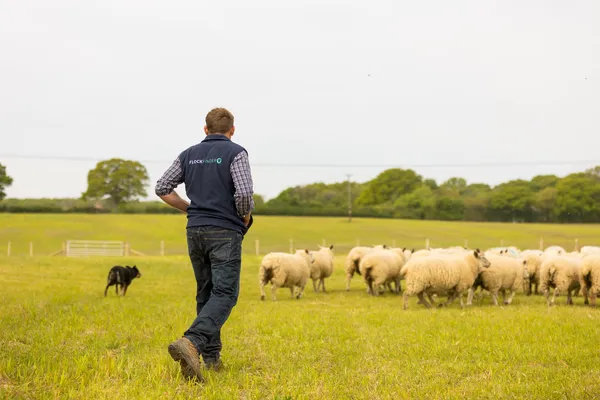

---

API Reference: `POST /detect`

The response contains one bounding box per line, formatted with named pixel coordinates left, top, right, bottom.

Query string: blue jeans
left=183, top=226, right=242, bottom=362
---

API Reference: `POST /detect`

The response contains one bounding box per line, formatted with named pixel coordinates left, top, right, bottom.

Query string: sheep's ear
left=304, top=249, right=309, bottom=254
left=475, top=248, right=481, bottom=253
left=330, top=244, right=334, bottom=250
left=522, top=260, right=527, bottom=265
left=402, top=247, right=406, bottom=252
left=474, top=250, right=480, bottom=258
left=411, top=248, right=415, bottom=253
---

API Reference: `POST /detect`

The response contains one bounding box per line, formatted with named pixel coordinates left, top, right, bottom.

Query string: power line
left=0, top=153, right=598, bottom=169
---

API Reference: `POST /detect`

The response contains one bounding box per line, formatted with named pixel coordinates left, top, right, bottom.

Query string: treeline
left=2, top=166, right=600, bottom=223
left=260, top=166, right=600, bottom=223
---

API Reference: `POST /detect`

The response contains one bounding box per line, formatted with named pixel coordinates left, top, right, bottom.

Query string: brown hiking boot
left=168, top=337, right=204, bottom=383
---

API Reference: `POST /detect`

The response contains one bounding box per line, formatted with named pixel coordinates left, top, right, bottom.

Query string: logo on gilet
left=189, top=158, right=222, bottom=165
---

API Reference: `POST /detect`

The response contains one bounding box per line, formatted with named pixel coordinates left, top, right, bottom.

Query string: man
left=155, top=107, right=254, bottom=383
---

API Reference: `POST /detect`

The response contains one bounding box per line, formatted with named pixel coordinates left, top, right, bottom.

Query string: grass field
left=1, top=214, right=599, bottom=256
left=1, top=215, right=600, bottom=399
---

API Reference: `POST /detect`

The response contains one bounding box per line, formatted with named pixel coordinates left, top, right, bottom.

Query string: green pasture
left=1, top=215, right=599, bottom=399
left=0, top=214, right=598, bottom=257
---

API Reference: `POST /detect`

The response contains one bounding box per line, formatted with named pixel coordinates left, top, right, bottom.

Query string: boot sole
left=168, top=342, right=204, bottom=383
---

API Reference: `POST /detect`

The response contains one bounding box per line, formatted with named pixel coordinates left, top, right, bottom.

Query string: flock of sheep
left=258, top=243, right=600, bottom=309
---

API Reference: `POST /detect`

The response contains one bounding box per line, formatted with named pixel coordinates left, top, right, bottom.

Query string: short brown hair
left=205, top=107, right=234, bottom=134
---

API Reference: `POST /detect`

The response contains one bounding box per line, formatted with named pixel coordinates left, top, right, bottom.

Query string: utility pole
left=347, top=174, right=352, bottom=223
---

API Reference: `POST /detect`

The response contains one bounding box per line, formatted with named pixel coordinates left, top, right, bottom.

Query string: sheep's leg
left=386, top=282, right=394, bottom=293
left=491, top=291, right=499, bottom=306
left=271, top=284, right=279, bottom=301
left=312, top=279, right=318, bottom=293
left=534, top=283, right=539, bottom=295
left=549, top=288, right=559, bottom=306
left=591, top=291, right=597, bottom=307
left=320, top=278, right=326, bottom=293
left=500, top=289, right=506, bottom=305
left=426, top=292, right=436, bottom=306
left=566, top=290, right=573, bottom=306
left=443, top=291, right=459, bottom=308
left=417, top=292, right=432, bottom=309
left=296, top=283, right=306, bottom=299
left=260, top=281, right=267, bottom=300
left=403, top=292, right=410, bottom=310
left=290, top=287, right=295, bottom=299
left=505, top=290, right=516, bottom=305
left=395, top=278, right=402, bottom=294
left=346, top=273, right=353, bottom=291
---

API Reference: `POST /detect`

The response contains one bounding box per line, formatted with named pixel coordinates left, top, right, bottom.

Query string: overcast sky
left=1, top=0, right=599, bottom=201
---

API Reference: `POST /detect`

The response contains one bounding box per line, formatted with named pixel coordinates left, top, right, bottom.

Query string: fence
left=1, top=237, right=589, bottom=257
left=65, top=240, right=126, bottom=257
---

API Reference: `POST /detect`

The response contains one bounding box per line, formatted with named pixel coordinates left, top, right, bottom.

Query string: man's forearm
left=159, top=191, right=190, bottom=213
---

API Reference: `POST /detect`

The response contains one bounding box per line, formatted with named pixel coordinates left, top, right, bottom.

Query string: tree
left=533, top=187, right=558, bottom=222
left=439, top=177, right=467, bottom=195
left=435, top=196, right=466, bottom=221
left=585, top=165, right=600, bottom=182
left=462, top=184, right=491, bottom=221
left=253, top=194, right=265, bottom=208
left=488, top=180, right=535, bottom=222
left=0, top=163, right=13, bottom=201
left=394, top=185, right=436, bottom=219
left=356, top=168, right=422, bottom=206
left=529, top=175, right=559, bottom=192
left=554, top=173, right=600, bottom=222
left=82, top=158, right=149, bottom=206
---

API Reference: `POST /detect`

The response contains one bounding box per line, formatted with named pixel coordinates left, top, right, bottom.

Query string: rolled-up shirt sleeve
left=155, top=157, right=184, bottom=196
left=230, top=151, right=255, bottom=217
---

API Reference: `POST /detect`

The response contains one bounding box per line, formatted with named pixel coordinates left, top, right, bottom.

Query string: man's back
left=179, top=134, right=248, bottom=234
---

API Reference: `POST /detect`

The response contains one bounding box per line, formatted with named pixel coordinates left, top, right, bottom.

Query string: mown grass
left=1, top=253, right=600, bottom=399
left=1, top=214, right=599, bottom=257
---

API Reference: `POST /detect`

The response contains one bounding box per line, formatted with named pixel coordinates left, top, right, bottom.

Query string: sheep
left=345, top=244, right=386, bottom=291
left=521, top=250, right=544, bottom=295
left=543, top=246, right=566, bottom=258
left=358, top=247, right=406, bottom=296
left=259, top=249, right=313, bottom=301
left=579, top=254, right=600, bottom=307
left=309, top=245, right=335, bottom=293
left=401, top=249, right=491, bottom=309
left=466, top=254, right=526, bottom=306
left=581, top=246, right=600, bottom=257
left=539, top=255, right=582, bottom=306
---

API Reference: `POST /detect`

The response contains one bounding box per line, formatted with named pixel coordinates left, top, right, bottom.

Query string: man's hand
left=159, top=191, right=190, bottom=213
left=243, top=214, right=252, bottom=227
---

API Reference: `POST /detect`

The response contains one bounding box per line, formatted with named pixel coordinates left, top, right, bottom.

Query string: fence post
left=574, top=238, right=579, bottom=252
left=425, top=238, right=430, bottom=249
left=62, top=241, right=66, bottom=256
left=539, top=237, right=544, bottom=250
left=29, top=242, right=33, bottom=257
left=7, top=241, right=11, bottom=257
left=160, top=240, right=165, bottom=256
left=255, top=239, right=260, bottom=256
left=124, top=242, right=130, bottom=257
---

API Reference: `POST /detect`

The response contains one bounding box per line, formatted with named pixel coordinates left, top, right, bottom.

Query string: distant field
left=1, top=254, right=600, bottom=399
left=0, top=214, right=599, bottom=257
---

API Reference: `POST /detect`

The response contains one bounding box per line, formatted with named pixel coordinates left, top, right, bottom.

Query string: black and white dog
left=104, top=265, right=142, bottom=297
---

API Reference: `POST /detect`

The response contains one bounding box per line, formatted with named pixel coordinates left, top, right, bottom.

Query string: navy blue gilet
left=179, top=134, right=248, bottom=234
